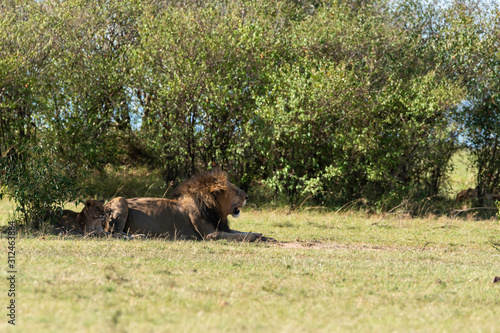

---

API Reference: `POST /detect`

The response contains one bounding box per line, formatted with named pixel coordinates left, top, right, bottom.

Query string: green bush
left=0, top=145, right=80, bottom=230
left=2, top=0, right=499, bottom=214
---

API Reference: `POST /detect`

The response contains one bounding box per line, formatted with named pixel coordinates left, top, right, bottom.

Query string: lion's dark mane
left=172, top=169, right=231, bottom=232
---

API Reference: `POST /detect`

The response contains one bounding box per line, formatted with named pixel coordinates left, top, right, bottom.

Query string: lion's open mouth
left=232, top=207, right=241, bottom=218
left=231, top=199, right=246, bottom=218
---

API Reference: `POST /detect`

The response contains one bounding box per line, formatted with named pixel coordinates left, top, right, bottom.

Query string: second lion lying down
left=98, top=169, right=273, bottom=241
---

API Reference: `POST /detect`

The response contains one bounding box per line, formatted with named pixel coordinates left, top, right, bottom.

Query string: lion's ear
left=85, top=200, right=92, bottom=208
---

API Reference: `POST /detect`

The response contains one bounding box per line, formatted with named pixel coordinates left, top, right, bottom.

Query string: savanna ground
left=1, top=153, right=500, bottom=332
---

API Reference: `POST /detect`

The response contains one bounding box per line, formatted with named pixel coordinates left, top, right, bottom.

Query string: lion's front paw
left=261, top=235, right=278, bottom=242
left=243, top=232, right=262, bottom=242
left=248, top=233, right=277, bottom=242
left=244, top=232, right=277, bottom=242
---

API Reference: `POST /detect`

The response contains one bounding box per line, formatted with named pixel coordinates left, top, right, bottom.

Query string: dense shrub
left=1, top=0, right=499, bottom=224
left=0, top=145, right=80, bottom=229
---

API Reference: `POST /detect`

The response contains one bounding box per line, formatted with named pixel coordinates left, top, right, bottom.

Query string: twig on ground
left=451, top=207, right=497, bottom=218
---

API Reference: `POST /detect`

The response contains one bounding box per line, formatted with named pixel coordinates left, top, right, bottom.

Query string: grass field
left=1, top=206, right=500, bottom=332
left=1, top=156, right=499, bottom=332
left=449, top=150, right=476, bottom=196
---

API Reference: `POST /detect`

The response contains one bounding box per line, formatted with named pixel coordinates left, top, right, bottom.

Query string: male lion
left=57, top=199, right=106, bottom=235
left=100, top=169, right=274, bottom=241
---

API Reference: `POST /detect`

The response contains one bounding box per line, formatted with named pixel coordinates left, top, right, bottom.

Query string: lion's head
left=173, top=169, right=248, bottom=232
left=79, top=199, right=106, bottom=234
left=229, top=182, right=247, bottom=218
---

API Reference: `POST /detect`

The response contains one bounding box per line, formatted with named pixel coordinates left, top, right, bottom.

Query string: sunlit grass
left=1, top=153, right=498, bottom=331
left=2, top=209, right=499, bottom=332
left=81, top=165, right=169, bottom=200
left=449, top=150, right=476, bottom=197
left=0, top=195, right=15, bottom=227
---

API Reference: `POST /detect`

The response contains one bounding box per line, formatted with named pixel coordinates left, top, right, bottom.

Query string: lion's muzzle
left=231, top=199, right=246, bottom=218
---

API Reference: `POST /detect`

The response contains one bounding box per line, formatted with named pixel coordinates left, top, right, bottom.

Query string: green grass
left=1, top=152, right=497, bottom=332
left=82, top=165, right=169, bottom=199
left=2, top=209, right=500, bottom=332
left=0, top=197, right=14, bottom=221
left=449, top=150, right=476, bottom=196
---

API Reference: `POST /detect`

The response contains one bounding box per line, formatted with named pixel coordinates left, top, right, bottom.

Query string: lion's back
left=124, top=198, right=200, bottom=239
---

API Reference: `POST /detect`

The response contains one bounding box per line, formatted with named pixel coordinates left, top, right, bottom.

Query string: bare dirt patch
left=277, top=241, right=344, bottom=250
left=276, top=241, right=404, bottom=252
